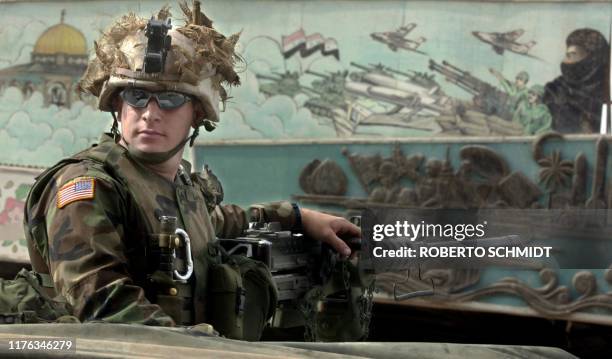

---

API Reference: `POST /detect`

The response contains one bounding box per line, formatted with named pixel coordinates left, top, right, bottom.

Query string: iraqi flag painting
left=281, top=29, right=340, bottom=60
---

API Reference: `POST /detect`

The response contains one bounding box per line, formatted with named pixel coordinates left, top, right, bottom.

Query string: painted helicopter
left=472, top=29, right=538, bottom=58
left=370, top=23, right=427, bottom=55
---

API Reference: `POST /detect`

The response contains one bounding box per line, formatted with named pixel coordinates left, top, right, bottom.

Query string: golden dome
left=33, top=23, right=87, bottom=56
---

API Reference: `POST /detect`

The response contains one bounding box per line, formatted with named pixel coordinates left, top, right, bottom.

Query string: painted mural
left=0, top=165, right=41, bottom=263
left=0, top=0, right=609, bottom=170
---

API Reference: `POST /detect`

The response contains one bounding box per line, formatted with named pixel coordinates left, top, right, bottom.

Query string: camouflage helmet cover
left=78, top=1, right=241, bottom=131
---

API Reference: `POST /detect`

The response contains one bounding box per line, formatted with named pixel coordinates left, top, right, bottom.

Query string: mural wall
left=0, top=1, right=609, bottom=168
left=0, top=165, right=41, bottom=263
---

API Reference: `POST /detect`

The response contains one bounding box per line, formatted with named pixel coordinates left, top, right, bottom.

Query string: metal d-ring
left=173, top=228, right=194, bottom=282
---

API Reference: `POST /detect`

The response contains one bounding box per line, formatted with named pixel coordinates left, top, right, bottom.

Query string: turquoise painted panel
left=195, top=137, right=598, bottom=207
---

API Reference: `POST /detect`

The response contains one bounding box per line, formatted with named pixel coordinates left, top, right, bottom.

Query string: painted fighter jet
left=371, top=23, right=427, bottom=55
left=472, top=29, right=538, bottom=58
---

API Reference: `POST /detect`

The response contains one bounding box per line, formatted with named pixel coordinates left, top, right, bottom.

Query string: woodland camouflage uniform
left=23, top=1, right=298, bottom=334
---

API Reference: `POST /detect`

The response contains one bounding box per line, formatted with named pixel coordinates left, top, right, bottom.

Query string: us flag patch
left=57, top=177, right=95, bottom=209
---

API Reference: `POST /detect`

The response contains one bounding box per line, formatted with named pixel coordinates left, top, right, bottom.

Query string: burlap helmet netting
left=78, top=0, right=241, bottom=132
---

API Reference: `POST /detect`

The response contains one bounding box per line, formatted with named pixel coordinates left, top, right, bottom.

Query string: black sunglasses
left=120, top=88, right=192, bottom=110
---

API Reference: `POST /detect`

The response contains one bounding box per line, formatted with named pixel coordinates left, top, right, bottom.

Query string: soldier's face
left=118, top=95, right=195, bottom=153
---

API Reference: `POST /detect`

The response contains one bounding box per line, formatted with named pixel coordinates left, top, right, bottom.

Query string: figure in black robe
left=543, top=28, right=610, bottom=133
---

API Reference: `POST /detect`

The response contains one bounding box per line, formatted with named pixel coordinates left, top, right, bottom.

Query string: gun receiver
left=217, top=220, right=373, bottom=341
left=218, top=222, right=319, bottom=301
left=429, top=59, right=512, bottom=119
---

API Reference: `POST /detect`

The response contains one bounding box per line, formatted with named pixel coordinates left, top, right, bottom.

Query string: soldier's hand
left=300, top=208, right=361, bottom=258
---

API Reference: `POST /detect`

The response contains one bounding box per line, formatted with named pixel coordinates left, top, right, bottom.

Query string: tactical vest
left=25, top=134, right=218, bottom=326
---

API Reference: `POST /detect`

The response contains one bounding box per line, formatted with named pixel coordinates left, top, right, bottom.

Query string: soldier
left=22, top=2, right=359, bottom=339
left=512, top=84, right=552, bottom=135
left=489, top=68, right=529, bottom=113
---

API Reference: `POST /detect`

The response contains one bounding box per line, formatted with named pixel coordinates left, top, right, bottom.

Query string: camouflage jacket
left=23, top=133, right=299, bottom=327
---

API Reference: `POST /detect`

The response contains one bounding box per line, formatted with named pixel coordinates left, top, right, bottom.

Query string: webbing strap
left=38, top=273, right=54, bottom=288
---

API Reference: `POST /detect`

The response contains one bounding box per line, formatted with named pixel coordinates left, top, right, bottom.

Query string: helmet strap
left=126, top=136, right=190, bottom=165
left=110, top=112, right=120, bottom=143
left=189, top=127, right=199, bottom=147
left=123, top=130, right=199, bottom=165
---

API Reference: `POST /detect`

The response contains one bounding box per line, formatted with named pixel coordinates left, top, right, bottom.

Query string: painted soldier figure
left=513, top=84, right=552, bottom=135
left=489, top=68, right=530, bottom=114
left=23, top=2, right=358, bottom=340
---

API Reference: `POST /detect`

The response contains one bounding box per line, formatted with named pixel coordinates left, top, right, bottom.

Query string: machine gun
left=217, top=220, right=373, bottom=341
left=429, top=59, right=512, bottom=120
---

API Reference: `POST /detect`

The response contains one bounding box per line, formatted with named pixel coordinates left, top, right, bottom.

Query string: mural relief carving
left=378, top=268, right=612, bottom=320
left=293, top=134, right=612, bottom=320
left=299, top=159, right=348, bottom=196
left=295, top=134, right=612, bottom=211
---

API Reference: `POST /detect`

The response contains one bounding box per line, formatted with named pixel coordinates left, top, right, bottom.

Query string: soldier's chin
left=132, top=142, right=169, bottom=154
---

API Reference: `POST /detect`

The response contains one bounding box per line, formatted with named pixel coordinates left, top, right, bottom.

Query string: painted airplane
left=472, top=29, right=538, bottom=58
left=371, top=23, right=427, bottom=55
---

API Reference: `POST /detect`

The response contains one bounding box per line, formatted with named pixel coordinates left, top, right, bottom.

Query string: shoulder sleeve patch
left=57, top=177, right=96, bottom=209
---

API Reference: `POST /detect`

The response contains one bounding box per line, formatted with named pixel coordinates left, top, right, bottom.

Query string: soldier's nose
left=142, top=99, right=163, bottom=122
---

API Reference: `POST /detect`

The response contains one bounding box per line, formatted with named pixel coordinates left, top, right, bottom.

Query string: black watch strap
left=291, top=203, right=302, bottom=232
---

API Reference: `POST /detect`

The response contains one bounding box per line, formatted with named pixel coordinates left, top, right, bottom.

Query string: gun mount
left=217, top=221, right=372, bottom=341
left=429, top=59, right=512, bottom=120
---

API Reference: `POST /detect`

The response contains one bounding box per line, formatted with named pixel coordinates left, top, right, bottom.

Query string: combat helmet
left=78, top=1, right=241, bottom=163
left=516, top=71, right=529, bottom=83
left=528, top=84, right=545, bottom=98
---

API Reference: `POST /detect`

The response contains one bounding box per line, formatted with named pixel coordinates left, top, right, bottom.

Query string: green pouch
left=0, top=269, right=78, bottom=324
left=230, top=255, right=278, bottom=341
left=156, top=295, right=185, bottom=325
left=207, top=262, right=244, bottom=339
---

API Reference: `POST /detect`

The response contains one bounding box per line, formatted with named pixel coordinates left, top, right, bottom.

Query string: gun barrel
left=386, top=67, right=417, bottom=77
left=302, top=86, right=321, bottom=95
left=453, top=80, right=479, bottom=95
left=429, top=60, right=449, bottom=74
left=430, top=60, right=493, bottom=96
left=430, top=60, right=462, bottom=80
left=255, top=73, right=281, bottom=81
left=350, top=62, right=372, bottom=71
left=441, top=60, right=468, bottom=75
left=305, top=70, right=328, bottom=78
